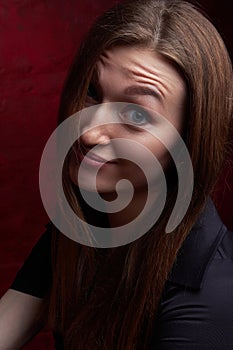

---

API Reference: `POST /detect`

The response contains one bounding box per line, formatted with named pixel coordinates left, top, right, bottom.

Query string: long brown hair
left=49, top=1, right=232, bottom=349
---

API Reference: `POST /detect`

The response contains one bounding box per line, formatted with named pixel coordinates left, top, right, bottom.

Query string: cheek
left=148, top=141, right=170, bottom=168
left=116, top=140, right=169, bottom=190
left=138, top=134, right=172, bottom=171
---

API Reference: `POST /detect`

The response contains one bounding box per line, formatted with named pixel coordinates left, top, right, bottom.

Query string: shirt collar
left=168, top=198, right=227, bottom=289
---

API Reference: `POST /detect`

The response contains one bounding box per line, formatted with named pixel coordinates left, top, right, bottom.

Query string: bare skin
left=0, top=289, right=46, bottom=350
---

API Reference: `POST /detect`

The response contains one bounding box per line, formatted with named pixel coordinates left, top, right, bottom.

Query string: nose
left=79, top=104, right=116, bottom=148
left=80, top=125, right=111, bottom=148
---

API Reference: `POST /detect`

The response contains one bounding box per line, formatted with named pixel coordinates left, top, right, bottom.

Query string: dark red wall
left=0, top=1, right=232, bottom=349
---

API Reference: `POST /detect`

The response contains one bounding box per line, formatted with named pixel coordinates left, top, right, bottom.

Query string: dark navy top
left=11, top=199, right=233, bottom=349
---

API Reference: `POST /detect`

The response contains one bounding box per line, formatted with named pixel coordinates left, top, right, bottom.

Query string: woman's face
left=69, top=46, right=187, bottom=195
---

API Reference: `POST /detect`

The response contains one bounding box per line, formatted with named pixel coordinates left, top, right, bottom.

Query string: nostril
left=81, top=129, right=111, bottom=147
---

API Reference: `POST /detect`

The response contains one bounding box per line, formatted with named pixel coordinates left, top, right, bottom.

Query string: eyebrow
left=123, top=85, right=163, bottom=102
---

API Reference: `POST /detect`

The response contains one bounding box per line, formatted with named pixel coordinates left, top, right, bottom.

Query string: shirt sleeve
left=152, top=230, right=233, bottom=350
left=10, top=224, right=52, bottom=299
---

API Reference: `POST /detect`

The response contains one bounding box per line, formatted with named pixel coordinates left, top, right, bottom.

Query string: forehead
left=95, top=46, right=186, bottom=97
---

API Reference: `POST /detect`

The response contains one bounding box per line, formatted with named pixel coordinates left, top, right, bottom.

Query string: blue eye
left=120, top=105, right=151, bottom=125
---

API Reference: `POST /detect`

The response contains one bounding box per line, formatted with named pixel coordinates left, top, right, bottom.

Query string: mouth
left=76, top=142, right=117, bottom=167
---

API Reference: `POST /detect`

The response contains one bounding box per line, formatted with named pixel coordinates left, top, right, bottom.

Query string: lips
left=77, top=142, right=117, bottom=166
left=83, top=151, right=108, bottom=163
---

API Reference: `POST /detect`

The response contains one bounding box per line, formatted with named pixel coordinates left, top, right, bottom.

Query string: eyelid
left=119, top=104, right=152, bottom=126
left=124, top=85, right=163, bottom=102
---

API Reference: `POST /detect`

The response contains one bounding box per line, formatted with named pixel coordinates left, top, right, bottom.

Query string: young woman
left=0, top=0, right=232, bottom=349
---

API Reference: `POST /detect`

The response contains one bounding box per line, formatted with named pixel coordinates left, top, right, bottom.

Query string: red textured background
left=0, top=1, right=232, bottom=349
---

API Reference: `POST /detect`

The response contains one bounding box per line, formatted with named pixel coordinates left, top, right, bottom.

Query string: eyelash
left=86, top=84, right=153, bottom=127
left=119, top=104, right=152, bottom=126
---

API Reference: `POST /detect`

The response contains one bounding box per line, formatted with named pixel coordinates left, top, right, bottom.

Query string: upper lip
left=85, top=151, right=109, bottom=163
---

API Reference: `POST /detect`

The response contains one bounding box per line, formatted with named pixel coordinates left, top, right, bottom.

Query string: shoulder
left=10, top=223, right=53, bottom=299
left=153, top=200, right=233, bottom=349
left=154, top=230, right=233, bottom=349
left=201, top=228, right=233, bottom=322
left=162, top=228, right=233, bottom=317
